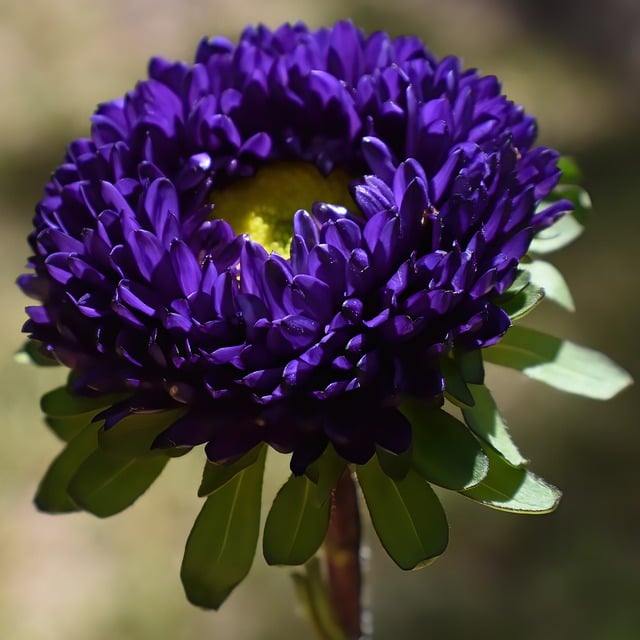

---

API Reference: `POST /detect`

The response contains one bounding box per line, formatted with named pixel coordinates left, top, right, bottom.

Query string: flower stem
left=324, top=468, right=362, bottom=639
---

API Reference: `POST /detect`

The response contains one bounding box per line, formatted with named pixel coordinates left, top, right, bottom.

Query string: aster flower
left=18, top=20, right=630, bottom=626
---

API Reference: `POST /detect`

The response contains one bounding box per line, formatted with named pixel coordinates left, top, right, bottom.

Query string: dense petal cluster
left=19, top=21, right=570, bottom=472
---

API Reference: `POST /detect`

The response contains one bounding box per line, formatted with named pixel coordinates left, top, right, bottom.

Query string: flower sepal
left=15, top=339, right=60, bottom=367
left=529, top=157, right=592, bottom=254
left=453, top=348, right=485, bottom=386
left=496, top=281, right=545, bottom=321
left=67, top=449, right=169, bottom=518
left=483, top=325, right=633, bottom=400
left=375, top=443, right=413, bottom=481
left=401, top=397, right=489, bottom=491
left=263, top=473, right=331, bottom=566
left=440, top=354, right=476, bottom=408
left=181, top=446, right=266, bottom=610
left=357, top=455, right=449, bottom=571
left=522, top=260, right=575, bottom=311
left=198, top=443, right=266, bottom=497
left=492, top=267, right=546, bottom=323
left=35, top=382, right=178, bottom=516
left=41, top=384, right=130, bottom=442
left=461, top=383, right=528, bottom=467
left=529, top=212, right=585, bottom=254
left=304, top=443, right=347, bottom=507
left=98, top=408, right=188, bottom=458
left=461, top=444, right=561, bottom=514
left=35, top=421, right=101, bottom=513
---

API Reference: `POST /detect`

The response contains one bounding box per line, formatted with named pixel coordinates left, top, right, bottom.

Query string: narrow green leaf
left=15, top=340, right=59, bottom=366
left=181, top=447, right=266, bottom=609
left=376, top=445, right=412, bottom=480
left=440, top=356, right=474, bottom=407
left=529, top=213, right=584, bottom=254
left=557, top=156, right=583, bottom=184
left=461, top=447, right=561, bottom=513
left=198, top=444, right=265, bottom=497
left=484, top=326, right=633, bottom=400
left=67, top=451, right=168, bottom=518
left=498, top=282, right=545, bottom=321
left=551, top=183, right=592, bottom=226
left=305, top=444, right=346, bottom=506
left=98, top=409, right=186, bottom=458
left=263, top=474, right=330, bottom=566
left=357, top=456, right=448, bottom=570
left=522, top=260, right=575, bottom=312
left=529, top=175, right=591, bottom=254
left=45, top=414, right=94, bottom=442
left=34, top=424, right=98, bottom=513
left=400, top=398, right=488, bottom=490
left=41, top=386, right=127, bottom=418
left=461, top=384, right=527, bottom=467
left=493, top=265, right=531, bottom=307
left=291, top=574, right=323, bottom=640
left=44, top=383, right=129, bottom=442
left=292, top=559, right=349, bottom=640
left=496, top=269, right=531, bottom=302
left=454, top=348, right=485, bottom=384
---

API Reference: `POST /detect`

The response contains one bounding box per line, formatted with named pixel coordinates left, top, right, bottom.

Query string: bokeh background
left=1, top=1, right=638, bottom=638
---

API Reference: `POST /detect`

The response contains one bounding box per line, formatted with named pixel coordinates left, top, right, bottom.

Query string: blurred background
left=1, top=1, right=638, bottom=638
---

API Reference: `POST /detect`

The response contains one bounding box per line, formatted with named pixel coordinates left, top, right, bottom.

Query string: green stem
left=293, top=559, right=347, bottom=640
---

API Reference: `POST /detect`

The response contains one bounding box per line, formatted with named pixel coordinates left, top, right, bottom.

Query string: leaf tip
left=181, top=578, right=228, bottom=611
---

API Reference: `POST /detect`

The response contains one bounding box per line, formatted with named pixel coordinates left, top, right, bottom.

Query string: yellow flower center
left=211, top=162, right=354, bottom=255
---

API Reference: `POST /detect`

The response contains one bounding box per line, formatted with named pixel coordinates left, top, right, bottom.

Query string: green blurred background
left=1, top=1, right=638, bottom=638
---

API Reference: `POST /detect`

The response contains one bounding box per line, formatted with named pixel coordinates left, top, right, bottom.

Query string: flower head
left=19, top=21, right=569, bottom=473
left=19, top=21, right=633, bottom=616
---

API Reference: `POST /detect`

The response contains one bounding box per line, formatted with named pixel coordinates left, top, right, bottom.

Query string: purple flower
left=18, top=21, right=571, bottom=473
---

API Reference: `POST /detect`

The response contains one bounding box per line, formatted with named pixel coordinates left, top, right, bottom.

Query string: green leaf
left=34, top=424, right=98, bottom=513
left=440, top=356, right=474, bottom=407
left=551, top=183, right=592, bottom=226
left=530, top=160, right=590, bottom=250
left=461, top=384, right=527, bottom=467
left=41, top=386, right=127, bottom=418
left=15, top=340, right=59, bottom=366
left=529, top=212, right=584, bottom=254
left=461, top=446, right=561, bottom=513
left=291, top=574, right=324, bottom=640
left=305, top=444, right=346, bottom=506
left=497, top=282, right=545, bottom=321
left=492, top=268, right=537, bottom=318
left=357, top=456, right=448, bottom=570
left=376, top=445, right=412, bottom=480
left=522, top=260, right=575, bottom=312
left=181, top=447, right=266, bottom=609
left=98, top=409, right=186, bottom=458
left=41, top=384, right=126, bottom=443
left=484, top=326, right=633, bottom=400
left=45, top=414, right=94, bottom=442
left=454, top=348, right=485, bottom=384
left=198, top=444, right=266, bottom=497
left=400, top=398, right=488, bottom=490
left=499, top=269, right=530, bottom=298
left=263, top=474, right=331, bottom=566
left=292, top=559, right=348, bottom=640
left=557, top=156, right=583, bottom=184
left=67, top=451, right=168, bottom=518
